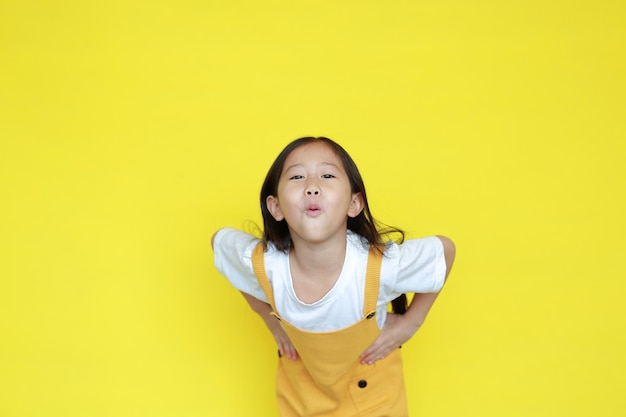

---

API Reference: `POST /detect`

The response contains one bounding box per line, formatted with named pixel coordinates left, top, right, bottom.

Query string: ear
left=266, top=195, right=285, bottom=221
left=347, top=192, right=364, bottom=218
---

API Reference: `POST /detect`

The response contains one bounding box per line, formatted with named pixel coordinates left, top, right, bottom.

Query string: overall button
left=358, top=380, right=367, bottom=388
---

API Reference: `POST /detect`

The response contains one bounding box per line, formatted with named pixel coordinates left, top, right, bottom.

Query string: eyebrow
left=284, top=162, right=340, bottom=172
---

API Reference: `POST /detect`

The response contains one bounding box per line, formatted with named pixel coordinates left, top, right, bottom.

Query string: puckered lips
left=305, top=202, right=322, bottom=217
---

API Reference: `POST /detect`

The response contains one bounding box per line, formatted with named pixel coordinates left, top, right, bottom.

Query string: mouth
left=305, top=204, right=321, bottom=216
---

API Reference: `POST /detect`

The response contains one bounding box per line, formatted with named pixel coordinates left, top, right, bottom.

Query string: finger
left=284, top=343, right=298, bottom=360
left=361, top=346, right=385, bottom=365
left=276, top=338, right=298, bottom=361
left=360, top=341, right=381, bottom=360
left=283, top=342, right=297, bottom=360
left=361, top=342, right=399, bottom=365
left=275, top=338, right=288, bottom=358
left=276, top=340, right=285, bottom=358
left=361, top=350, right=385, bottom=365
left=360, top=334, right=391, bottom=359
left=362, top=333, right=393, bottom=356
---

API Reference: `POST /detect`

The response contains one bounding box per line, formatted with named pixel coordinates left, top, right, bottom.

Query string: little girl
left=212, top=137, right=455, bottom=416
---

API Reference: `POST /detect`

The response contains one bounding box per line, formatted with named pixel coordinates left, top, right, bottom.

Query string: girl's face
left=266, top=142, right=364, bottom=248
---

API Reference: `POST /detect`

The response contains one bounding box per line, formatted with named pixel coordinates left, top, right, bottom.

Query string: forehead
left=282, top=142, right=345, bottom=171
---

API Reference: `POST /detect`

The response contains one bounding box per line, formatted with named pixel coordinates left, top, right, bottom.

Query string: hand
left=263, top=315, right=298, bottom=361
left=239, top=292, right=299, bottom=360
left=360, top=313, right=420, bottom=365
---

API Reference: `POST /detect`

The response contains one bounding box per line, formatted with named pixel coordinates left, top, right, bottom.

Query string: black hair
left=259, top=137, right=407, bottom=313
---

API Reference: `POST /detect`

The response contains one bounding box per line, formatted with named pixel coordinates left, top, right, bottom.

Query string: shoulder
left=212, top=227, right=257, bottom=249
left=378, top=235, right=449, bottom=298
left=213, top=227, right=290, bottom=271
left=211, top=228, right=272, bottom=303
left=212, top=228, right=265, bottom=271
left=212, top=227, right=279, bottom=256
left=346, top=230, right=371, bottom=253
left=345, top=231, right=374, bottom=267
left=383, top=235, right=444, bottom=264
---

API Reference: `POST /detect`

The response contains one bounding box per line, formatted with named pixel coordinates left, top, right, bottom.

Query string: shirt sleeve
left=379, top=236, right=447, bottom=303
left=212, top=228, right=269, bottom=303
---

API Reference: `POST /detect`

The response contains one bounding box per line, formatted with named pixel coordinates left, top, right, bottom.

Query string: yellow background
left=1, top=1, right=624, bottom=416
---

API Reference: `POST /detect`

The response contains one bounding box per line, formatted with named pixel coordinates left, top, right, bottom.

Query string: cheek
left=276, top=186, right=299, bottom=208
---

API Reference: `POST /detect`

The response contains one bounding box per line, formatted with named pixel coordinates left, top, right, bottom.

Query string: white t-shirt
left=213, top=228, right=447, bottom=331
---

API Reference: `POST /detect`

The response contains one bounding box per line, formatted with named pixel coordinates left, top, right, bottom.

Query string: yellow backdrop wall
left=1, top=1, right=624, bottom=416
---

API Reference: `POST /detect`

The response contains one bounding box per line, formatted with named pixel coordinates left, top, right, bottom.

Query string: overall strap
left=251, top=241, right=277, bottom=309
left=363, top=246, right=383, bottom=318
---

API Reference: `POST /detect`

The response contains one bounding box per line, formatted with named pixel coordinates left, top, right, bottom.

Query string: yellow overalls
left=252, top=243, right=409, bottom=417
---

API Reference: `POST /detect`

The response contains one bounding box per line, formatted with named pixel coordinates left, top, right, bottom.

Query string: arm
left=360, top=235, right=456, bottom=365
left=212, top=230, right=298, bottom=360
left=211, top=230, right=219, bottom=248
left=240, top=292, right=298, bottom=360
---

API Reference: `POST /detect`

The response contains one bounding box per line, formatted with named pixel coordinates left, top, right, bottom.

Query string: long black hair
left=259, top=137, right=407, bottom=313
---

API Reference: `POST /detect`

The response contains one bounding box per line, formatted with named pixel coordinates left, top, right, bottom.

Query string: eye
left=289, top=175, right=304, bottom=180
left=321, top=174, right=336, bottom=179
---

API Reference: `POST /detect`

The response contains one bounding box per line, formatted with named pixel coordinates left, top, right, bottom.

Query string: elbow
left=436, top=235, right=456, bottom=279
left=211, top=229, right=222, bottom=250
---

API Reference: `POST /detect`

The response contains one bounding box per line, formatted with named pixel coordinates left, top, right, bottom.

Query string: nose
left=305, top=182, right=320, bottom=196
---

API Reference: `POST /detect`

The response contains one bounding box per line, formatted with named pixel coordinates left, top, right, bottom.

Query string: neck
left=289, top=232, right=348, bottom=279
